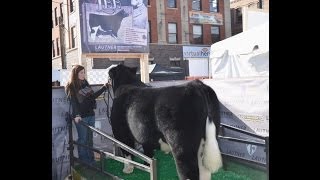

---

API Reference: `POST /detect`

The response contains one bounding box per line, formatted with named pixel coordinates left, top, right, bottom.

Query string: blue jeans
left=75, top=115, right=95, bottom=165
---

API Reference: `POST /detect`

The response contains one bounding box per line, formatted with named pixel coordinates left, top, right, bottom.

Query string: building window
left=192, top=0, right=201, bottom=11
left=54, top=7, right=58, bottom=26
left=211, top=26, right=220, bottom=43
left=148, top=21, right=151, bottom=43
left=236, top=8, right=242, bottom=24
left=60, top=3, right=63, bottom=18
left=71, top=26, right=76, bottom=48
left=170, top=60, right=180, bottom=67
left=70, top=0, right=74, bottom=13
left=52, top=40, right=56, bottom=57
left=168, top=0, right=176, bottom=8
left=56, top=38, right=60, bottom=56
left=52, top=11, right=54, bottom=29
left=168, top=23, right=177, bottom=44
left=149, top=57, right=154, bottom=65
left=257, top=1, right=262, bottom=8
left=209, top=0, right=218, bottom=12
left=192, top=25, right=203, bottom=44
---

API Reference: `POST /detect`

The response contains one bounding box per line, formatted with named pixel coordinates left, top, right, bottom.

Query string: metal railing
left=218, top=123, right=269, bottom=179
left=67, top=119, right=157, bottom=180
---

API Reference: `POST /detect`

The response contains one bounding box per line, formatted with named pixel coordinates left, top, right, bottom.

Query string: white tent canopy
left=209, top=22, right=269, bottom=78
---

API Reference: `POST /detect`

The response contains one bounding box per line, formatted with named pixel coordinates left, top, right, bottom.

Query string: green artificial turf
left=75, top=150, right=267, bottom=180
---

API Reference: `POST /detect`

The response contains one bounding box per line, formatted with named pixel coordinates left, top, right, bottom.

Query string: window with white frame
left=168, top=23, right=177, bottom=44
left=148, top=57, right=154, bottom=65
left=192, top=25, right=202, bottom=44
left=52, top=11, right=54, bottom=28
left=192, top=0, right=201, bottom=11
left=211, top=26, right=220, bottom=43
left=236, top=8, right=242, bottom=24
left=71, top=26, right=76, bottom=48
left=54, top=7, right=58, bottom=26
left=60, top=3, right=63, bottom=18
left=170, top=60, right=180, bottom=67
left=168, top=0, right=176, bottom=8
left=56, top=38, right=60, bottom=56
left=209, top=0, right=218, bottom=12
left=52, top=40, right=56, bottom=57
left=148, top=21, right=151, bottom=43
left=70, top=0, right=74, bottom=13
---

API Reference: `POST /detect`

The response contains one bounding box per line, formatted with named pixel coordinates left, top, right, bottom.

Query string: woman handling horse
left=65, top=65, right=109, bottom=166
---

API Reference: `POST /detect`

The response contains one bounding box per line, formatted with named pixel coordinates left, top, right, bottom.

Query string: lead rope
left=102, top=78, right=114, bottom=127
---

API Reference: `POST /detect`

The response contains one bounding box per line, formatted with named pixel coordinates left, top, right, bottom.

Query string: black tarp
left=136, top=64, right=185, bottom=81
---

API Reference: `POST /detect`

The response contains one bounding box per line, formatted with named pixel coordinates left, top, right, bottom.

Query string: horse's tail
left=202, top=84, right=223, bottom=173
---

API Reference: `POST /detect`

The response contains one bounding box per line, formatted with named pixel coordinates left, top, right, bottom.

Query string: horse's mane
left=132, top=79, right=150, bottom=87
left=109, top=64, right=151, bottom=93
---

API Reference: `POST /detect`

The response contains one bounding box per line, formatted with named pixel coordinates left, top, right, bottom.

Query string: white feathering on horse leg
left=123, top=155, right=134, bottom=174
left=159, top=138, right=171, bottom=154
left=198, top=138, right=212, bottom=180
left=203, top=117, right=223, bottom=173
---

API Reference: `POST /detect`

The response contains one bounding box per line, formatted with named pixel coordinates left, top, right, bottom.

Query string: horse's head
left=108, top=64, right=139, bottom=92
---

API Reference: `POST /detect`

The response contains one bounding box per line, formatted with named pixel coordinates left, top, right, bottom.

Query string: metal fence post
left=265, top=136, right=269, bottom=180
left=66, top=113, right=74, bottom=172
left=150, top=158, right=157, bottom=180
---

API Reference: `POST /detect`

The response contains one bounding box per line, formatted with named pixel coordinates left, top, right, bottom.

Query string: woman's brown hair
left=65, top=65, right=85, bottom=97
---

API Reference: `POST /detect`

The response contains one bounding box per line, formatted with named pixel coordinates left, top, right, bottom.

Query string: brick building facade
left=230, top=0, right=269, bottom=35
left=52, top=0, right=232, bottom=77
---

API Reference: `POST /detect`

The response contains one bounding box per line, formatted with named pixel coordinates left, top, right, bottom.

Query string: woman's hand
left=74, top=116, right=81, bottom=123
left=104, top=83, right=111, bottom=88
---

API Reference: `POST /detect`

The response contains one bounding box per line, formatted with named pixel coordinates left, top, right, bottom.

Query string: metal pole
left=208, top=57, right=210, bottom=78
left=220, top=123, right=266, bottom=139
left=59, top=16, right=66, bottom=69
left=265, top=136, right=269, bottom=180
left=81, top=122, right=152, bottom=163
left=66, top=113, right=74, bottom=171
left=150, top=158, right=157, bottom=180
left=100, top=151, right=105, bottom=172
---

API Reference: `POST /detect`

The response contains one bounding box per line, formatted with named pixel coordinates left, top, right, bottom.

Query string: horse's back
left=116, top=80, right=213, bottom=143
left=151, top=81, right=209, bottom=135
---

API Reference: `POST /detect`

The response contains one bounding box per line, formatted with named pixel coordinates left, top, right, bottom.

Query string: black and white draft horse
left=108, top=64, right=222, bottom=180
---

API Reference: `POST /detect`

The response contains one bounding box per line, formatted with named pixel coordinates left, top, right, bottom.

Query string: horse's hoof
left=122, top=164, right=134, bottom=174
left=159, top=139, right=171, bottom=153
left=64, top=174, right=72, bottom=180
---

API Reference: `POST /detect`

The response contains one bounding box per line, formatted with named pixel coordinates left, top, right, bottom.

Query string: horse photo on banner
left=79, top=0, right=149, bottom=53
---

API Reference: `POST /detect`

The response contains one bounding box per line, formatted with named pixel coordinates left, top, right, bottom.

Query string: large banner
left=183, top=46, right=211, bottom=58
left=52, top=88, right=77, bottom=180
left=203, top=78, right=269, bottom=136
left=79, top=0, right=149, bottom=53
left=189, top=11, right=223, bottom=25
